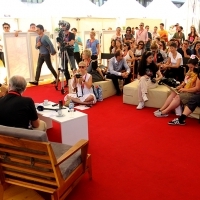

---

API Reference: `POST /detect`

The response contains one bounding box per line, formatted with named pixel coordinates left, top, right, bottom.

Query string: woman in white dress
left=64, top=61, right=96, bottom=105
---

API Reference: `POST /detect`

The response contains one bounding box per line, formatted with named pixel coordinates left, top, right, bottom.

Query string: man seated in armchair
left=0, top=75, right=46, bottom=131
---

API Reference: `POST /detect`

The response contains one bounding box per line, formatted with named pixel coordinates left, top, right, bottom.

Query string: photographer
left=64, top=61, right=96, bottom=106
left=57, top=21, right=76, bottom=87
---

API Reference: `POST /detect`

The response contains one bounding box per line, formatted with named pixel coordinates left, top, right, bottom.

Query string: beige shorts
left=64, top=93, right=97, bottom=104
left=179, top=92, right=195, bottom=105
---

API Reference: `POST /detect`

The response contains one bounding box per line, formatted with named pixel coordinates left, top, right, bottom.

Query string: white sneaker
left=136, top=102, right=144, bottom=109
left=175, top=105, right=182, bottom=116
left=154, top=111, right=168, bottom=117
left=142, top=94, right=148, bottom=102
left=154, top=109, right=160, bottom=114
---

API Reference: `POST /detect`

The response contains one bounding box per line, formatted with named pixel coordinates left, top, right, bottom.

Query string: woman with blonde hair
left=64, top=61, right=96, bottom=105
left=82, top=49, right=104, bottom=82
left=85, top=31, right=100, bottom=60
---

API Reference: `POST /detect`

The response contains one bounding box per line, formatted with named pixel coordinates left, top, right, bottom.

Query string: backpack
left=92, top=85, right=103, bottom=101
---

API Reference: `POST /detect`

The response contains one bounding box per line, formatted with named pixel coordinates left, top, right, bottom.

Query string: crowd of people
left=1, top=21, right=200, bottom=129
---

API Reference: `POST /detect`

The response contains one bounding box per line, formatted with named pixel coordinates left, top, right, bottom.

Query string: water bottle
left=68, top=100, right=74, bottom=112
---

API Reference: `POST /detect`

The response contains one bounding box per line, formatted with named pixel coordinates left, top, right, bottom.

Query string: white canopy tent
left=145, top=0, right=179, bottom=19
left=36, top=0, right=99, bottom=18
left=177, top=0, right=200, bottom=34
left=98, top=0, right=146, bottom=18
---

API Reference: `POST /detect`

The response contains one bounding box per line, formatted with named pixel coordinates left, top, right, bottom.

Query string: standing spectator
left=28, top=23, right=36, bottom=32
left=137, top=51, right=162, bottom=109
left=158, top=23, right=168, bottom=43
left=145, top=25, right=152, bottom=51
left=107, top=50, right=131, bottom=96
left=172, top=26, right=185, bottom=44
left=86, top=31, right=100, bottom=60
left=111, top=27, right=123, bottom=42
left=124, top=27, right=134, bottom=43
left=29, top=24, right=58, bottom=86
left=131, top=27, right=135, bottom=36
left=152, top=26, right=160, bottom=40
left=188, top=25, right=199, bottom=49
left=71, top=28, right=82, bottom=65
left=135, top=22, right=148, bottom=45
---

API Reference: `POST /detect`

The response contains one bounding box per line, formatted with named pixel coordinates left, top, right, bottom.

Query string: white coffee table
left=36, top=101, right=88, bottom=145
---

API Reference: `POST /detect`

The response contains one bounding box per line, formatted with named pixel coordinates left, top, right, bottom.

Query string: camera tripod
left=55, top=47, right=73, bottom=94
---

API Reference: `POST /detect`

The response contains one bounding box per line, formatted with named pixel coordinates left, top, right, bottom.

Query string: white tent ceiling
left=36, top=0, right=99, bottom=18
left=145, top=0, right=179, bottom=19
left=98, top=0, right=146, bottom=18
left=0, top=0, right=29, bottom=18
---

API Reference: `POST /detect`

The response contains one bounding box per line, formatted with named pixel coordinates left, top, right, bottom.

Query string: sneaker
left=136, top=102, right=144, bottom=109
left=175, top=105, right=182, bottom=116
left=29, top=81, right=38, bottom=86
left=142, top=94, right=148, bottom=102
left=154, top=111, right=168, bottom=117
left=154, top=109, right=160, bottom=114
left=168, top=118, right=185, bottom=125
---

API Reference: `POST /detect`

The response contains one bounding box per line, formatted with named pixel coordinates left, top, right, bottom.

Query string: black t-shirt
left=0, top=93, right=38, bottom=129
left=138, top=63, right=158, bottom=79
left=177, top=48, right=191, bottom=58
left=64, top=32, right=75, bottom=56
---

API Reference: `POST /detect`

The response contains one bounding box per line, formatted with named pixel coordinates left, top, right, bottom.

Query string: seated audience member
left=0, top=75, right=46, bottom=130
left=168, top=65, right=200, bottom=125
left=107, top=50, right=131, bottom=96
left=177, top=40, right=191, bottom=59
left=158, top=40, right=168, bottom=60
left=137, top=51, right=163, bottom=109
left=191, top=41, right=200, bottom=59
left=150, top=42, right=164, bottom=68
left=64, top=61, right=96, bottom=105
left=109, top=40, right=116, bottom=54
left=133, top=40, right=145, bottom=77
left=123, top=27, right=134, bottom=43
left=154, top=56, right=198, bottom=117
left=111, top=39, right=122, bottom=53
left=161, top=42, right=184, bottom=82
left=82, top=49, right=104, bottom=82
left=123, top=42, right=135, bottom=67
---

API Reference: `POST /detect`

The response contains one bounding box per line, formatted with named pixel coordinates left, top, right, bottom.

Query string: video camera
left=159, top=78, right=180, bottom=88
left=56, top=20, right=74, bottom=52
left=75, top=73, right=82, bottom=79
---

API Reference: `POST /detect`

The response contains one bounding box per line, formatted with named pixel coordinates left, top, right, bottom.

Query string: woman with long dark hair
left=137, top=51, right=162, bottom=109
left=187, top=26, right=199, bottom=49
left=191, top=41, right=200, bottom=59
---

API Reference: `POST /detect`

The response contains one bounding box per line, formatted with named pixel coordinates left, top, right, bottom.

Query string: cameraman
left=64, top=61, right=96, bottom=105
left=57, top=22, right=76, bottom=87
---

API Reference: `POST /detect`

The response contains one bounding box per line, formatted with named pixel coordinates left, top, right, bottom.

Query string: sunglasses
left=78, top=66, right=85, bottom=69
left=138, top=43, right=144, bottom=45
left=159, top=44, right=163, bottom=46
left=3, top=26, right=9, bottom=29
left=139, top=25, right=143, bottom=26
left=183, top=43, right=188, bottom=45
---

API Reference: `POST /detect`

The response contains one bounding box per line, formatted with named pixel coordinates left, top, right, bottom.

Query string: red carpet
left=24, top=84, right=200, bottom=200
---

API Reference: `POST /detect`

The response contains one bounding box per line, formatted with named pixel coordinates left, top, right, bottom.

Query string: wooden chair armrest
left=56, top=139, right=88, bottom=166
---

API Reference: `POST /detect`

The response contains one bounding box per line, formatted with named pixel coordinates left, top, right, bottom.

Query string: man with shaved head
left=0, top=75, right=46, bottom=130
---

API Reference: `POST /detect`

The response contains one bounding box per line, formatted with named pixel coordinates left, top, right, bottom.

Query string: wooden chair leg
left=87, top=154, right=92, bottom=180
left=0, top=184, right=4, bottom=200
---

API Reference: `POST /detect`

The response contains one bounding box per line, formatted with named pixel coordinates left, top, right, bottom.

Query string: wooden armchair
left=0, top=125, right=92, bottom=200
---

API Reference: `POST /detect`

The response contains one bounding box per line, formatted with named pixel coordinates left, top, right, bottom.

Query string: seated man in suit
left=0, top=75, right=46, bottom=130
left=107, top=50, right=131, bottom=96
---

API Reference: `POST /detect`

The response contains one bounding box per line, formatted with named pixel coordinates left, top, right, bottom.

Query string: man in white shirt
left=152, top=26, right=160, bottom=40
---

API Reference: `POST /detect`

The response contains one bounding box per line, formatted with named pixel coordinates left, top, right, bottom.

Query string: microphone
left=37, top=105, right=66, bottom=111
left=37, top=105, right=58, bottom=112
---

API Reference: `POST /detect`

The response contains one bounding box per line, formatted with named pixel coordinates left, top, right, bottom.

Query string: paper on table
left=42, top=111, right=58, bottom=117
left=74, top=105, right=90, bottom=110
